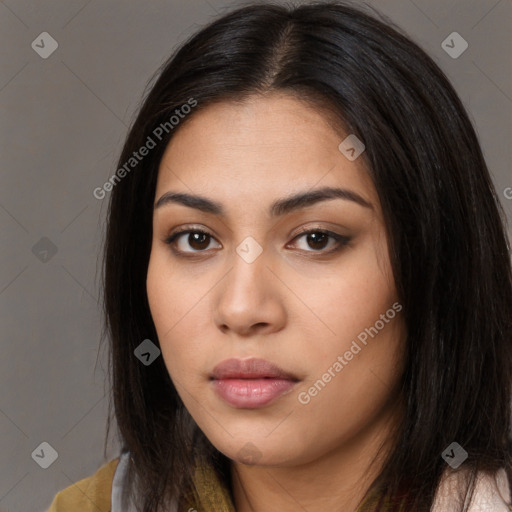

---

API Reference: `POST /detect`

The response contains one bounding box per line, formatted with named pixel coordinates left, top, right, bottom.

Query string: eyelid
left=163, top=224, right=351, bottom=255
left=164, top=225, right=220, bottom=251
left=288, top=227, right=351, bottom=253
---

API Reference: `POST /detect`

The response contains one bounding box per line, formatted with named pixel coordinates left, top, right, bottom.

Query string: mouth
left=210, top=357, right=300, bottom=409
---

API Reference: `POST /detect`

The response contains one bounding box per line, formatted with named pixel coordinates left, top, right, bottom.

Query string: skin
left=146, top=91, right=407, bottom=511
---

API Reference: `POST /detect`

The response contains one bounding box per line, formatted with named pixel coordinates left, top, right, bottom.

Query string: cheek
left=146, top=248, right=198, bottom=332
left=295, top=245, right=398, bottom=360
left=289, top=257, right=404, bottom=428
left=291, top=304, right=405, bottom=453
left=146, top=251, right=210, bottom=378
left=146, top=260, right=177, bottom=339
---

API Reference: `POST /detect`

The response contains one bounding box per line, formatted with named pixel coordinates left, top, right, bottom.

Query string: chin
left=209, top=435, right=303, bottom=467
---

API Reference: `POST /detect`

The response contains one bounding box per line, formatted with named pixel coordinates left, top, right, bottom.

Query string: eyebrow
left=154, top=186, right=373, bottom=217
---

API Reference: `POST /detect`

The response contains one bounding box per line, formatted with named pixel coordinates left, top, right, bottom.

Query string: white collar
left=111, top=452, right=138, bottom=512
left=432, top=466, right=511, bottom=511
left=111, top=452, right=179, bottom=512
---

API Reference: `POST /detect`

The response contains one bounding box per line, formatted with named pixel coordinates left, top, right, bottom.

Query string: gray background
left=0, top=0, right=510, bottom=510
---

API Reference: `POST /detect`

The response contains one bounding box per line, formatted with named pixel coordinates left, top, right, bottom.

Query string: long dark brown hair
left=101, top=1, right=512, bottom=510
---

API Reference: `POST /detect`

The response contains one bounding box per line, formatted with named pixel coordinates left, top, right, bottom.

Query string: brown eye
left=164, top=227, right=350, bottom=257
left=164, top=229, right=221, bottom=254
left=304, top=232, right=329, bottom=250
left=186, top=232, right=211, bottom=251
left=289, top=229, right=351, bottom=254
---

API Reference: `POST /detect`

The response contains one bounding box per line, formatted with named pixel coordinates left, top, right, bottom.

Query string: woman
left=48, top=1, right=512, bottom=510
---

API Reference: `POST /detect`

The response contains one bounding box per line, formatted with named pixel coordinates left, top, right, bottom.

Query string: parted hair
left=101, top=1, right=512, bottom=510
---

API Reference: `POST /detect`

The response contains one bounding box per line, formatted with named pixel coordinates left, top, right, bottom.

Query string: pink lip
left=210, top=358, right=299, bottom=409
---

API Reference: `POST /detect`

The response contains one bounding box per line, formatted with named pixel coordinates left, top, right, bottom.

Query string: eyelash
left=163, top=226, right=351, bottom=257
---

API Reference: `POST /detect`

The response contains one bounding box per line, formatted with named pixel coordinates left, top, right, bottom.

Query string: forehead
left=155, top=92, right=379, bottom=211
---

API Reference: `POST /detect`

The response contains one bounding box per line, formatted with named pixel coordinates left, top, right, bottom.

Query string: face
left=146, top=92, right=406, bottom=467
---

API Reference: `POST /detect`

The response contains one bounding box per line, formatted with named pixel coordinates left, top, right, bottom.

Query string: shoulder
left=47, top=457, right=120, bottom=512
left=432, top=467, right=512, bottom=511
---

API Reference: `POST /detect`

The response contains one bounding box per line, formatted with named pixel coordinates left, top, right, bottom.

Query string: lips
left=211, top=357, right=298, bottom=380
left=210, top=358, right=299, bottom=409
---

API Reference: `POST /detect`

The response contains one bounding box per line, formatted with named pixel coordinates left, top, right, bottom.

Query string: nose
left=213, top=246, right=287, bottom=337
